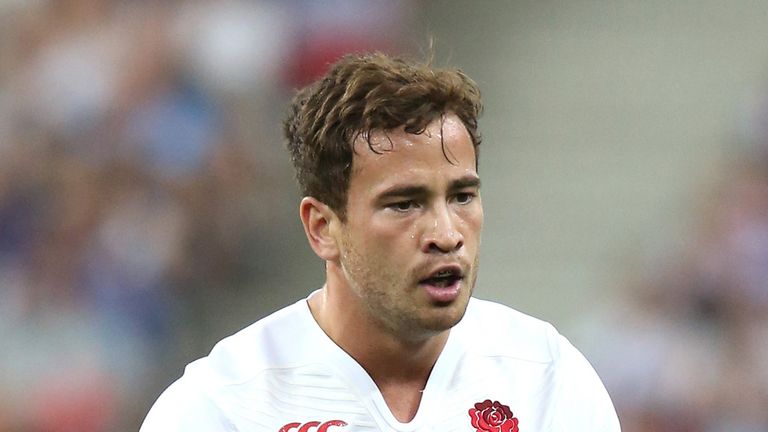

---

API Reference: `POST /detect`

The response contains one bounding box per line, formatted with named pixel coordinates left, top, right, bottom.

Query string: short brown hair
left=283, top=52, right=482, bottom=220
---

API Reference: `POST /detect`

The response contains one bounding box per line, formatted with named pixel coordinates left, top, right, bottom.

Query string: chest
left=216, top=357, right=557, bottom=432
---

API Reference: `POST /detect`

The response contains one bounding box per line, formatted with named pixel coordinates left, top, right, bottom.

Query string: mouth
left=419, top=265, right=465, bottom=303
left=419, top=266, right=464, bottom=287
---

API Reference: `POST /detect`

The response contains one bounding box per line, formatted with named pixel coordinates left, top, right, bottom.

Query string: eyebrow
left=450, top=175, right=482, bottom=191
left=376, top=174, right=482, bottom=200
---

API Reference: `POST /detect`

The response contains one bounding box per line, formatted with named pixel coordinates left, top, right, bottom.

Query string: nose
left=421, top=203, right=464, bottom=254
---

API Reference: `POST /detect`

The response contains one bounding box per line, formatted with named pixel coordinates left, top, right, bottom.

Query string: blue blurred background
left=2, top=1, right=768, bottom=431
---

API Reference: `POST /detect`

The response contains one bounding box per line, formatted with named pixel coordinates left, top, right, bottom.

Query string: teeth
left=432, top=271, right=458, bottom=280
left=421, top=268, right=461, bottom=286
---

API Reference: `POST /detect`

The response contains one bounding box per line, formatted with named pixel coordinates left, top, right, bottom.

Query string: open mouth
left=420, top=267, right=463, bottom=288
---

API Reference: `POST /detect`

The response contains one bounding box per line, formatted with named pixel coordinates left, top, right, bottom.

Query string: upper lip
left=419, top=264, right=465, bottom=282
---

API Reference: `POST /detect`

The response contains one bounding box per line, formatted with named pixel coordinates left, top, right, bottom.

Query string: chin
left=422, top=302, right=470, bottom=332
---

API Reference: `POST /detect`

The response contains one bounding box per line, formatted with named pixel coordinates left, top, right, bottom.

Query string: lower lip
left=420, top=279, right=462, bottom=303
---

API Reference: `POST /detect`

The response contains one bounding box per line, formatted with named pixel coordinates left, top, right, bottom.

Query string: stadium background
left=1, top=1, right=767, bottom=430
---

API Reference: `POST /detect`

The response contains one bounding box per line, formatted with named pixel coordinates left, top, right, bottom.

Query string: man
left=141, top=52, right=620, bottom=431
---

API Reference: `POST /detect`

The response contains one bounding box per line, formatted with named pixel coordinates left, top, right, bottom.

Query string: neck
left=309, top=283, right=448, bottom=380
left=308, top=263, right=450, bottom=421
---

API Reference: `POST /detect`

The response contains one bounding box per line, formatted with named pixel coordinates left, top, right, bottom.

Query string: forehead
left=349, top=115, right=477, bottom=184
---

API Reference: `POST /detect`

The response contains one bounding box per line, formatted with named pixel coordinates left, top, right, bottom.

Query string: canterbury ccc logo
left=279, top=420, right=348, bottom=432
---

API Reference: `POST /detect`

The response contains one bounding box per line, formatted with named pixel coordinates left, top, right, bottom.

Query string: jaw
left=391, top=286, right=473, bottom=342
left=320, top=253, right=478, bottom=345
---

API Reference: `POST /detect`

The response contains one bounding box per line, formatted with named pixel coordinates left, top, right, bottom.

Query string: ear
left=299, top=197, right=341, bottom=261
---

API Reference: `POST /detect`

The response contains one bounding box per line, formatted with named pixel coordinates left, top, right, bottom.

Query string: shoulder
left=458, top=297, right=561, bottom=363
left=459, top=298, right=621, bottom=430
left=141, top=298, right=322, bottom=430
left=140, top=369, right=231, bottom=431
left=201, top=298, right=320, bottom=385
left=550, top=335, right=622, bottom=430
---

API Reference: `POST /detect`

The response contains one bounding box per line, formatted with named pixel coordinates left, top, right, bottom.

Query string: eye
left=454, top=192, right=475, bottom=204
left=388, top=200, right=416, bottom=212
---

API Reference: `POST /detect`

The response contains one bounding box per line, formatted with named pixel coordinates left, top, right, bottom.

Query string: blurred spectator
left=0, top=0, right=411, bottom=429
left=3, top=1, right=768, bottom=431
left=582, top=153, right=768, bottom=432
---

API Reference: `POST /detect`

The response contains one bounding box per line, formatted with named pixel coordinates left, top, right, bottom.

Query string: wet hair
left=283, top=51, right=482, bottom=220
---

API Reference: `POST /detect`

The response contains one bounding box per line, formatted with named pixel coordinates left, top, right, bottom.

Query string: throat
left=364, top=341, right=445, bottom=423
left=360, top=339, right=446, bottom=423
left=378, top=381, right=426, bottom=423
left=308, top=283, right=447, bottom=422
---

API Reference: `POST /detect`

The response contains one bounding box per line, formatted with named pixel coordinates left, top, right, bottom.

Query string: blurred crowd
left=584, top=149, right=768, bottom=430
left=3, top=1, right=768, bottom=432
left=0, top=0, right=408, bottom=430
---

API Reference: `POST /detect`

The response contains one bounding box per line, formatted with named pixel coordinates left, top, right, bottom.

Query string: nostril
left=426, top=235, right=463, bottom=253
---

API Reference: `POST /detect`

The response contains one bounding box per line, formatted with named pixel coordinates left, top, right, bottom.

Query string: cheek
left=366, top=214, right=417, bottom=243
left=459, top=206, right=484, bottom=239
left=345, top=219, right=405, bottom=261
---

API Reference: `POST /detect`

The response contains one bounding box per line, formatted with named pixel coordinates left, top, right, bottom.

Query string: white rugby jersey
left=141, top=296, right=620, bottom=431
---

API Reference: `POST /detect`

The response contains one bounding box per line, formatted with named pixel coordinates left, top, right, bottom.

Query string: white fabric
left=141, top=296, right=620, bottom=431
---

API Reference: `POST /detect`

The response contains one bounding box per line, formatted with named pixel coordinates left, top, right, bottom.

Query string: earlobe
left=299, top=197, right=340, bottom=261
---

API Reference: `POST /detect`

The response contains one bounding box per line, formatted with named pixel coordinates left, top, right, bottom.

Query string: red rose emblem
left=468, top=399, right=519, bottom=432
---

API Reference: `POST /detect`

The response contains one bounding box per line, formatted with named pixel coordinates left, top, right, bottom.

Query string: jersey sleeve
left=140, top=374, right=230, bottom=432
left=552, top=334, right=621, bottom=431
